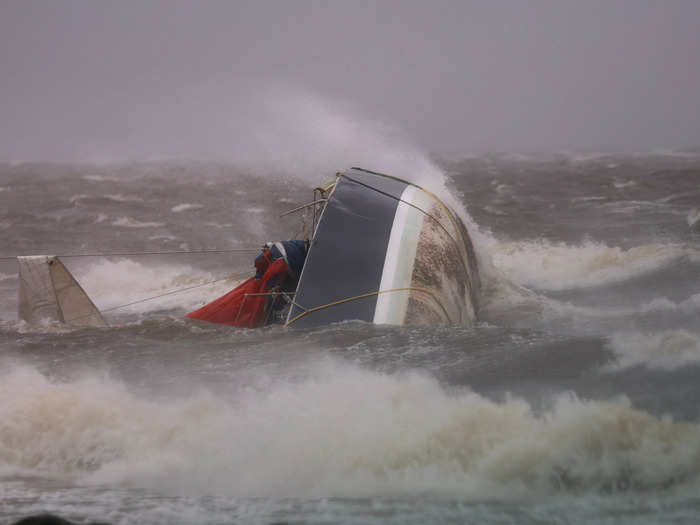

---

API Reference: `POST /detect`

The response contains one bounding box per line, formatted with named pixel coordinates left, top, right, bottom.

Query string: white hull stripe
left=373, top=185, right=432, bottom=325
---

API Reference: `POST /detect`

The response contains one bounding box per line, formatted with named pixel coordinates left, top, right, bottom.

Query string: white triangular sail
left=18, top=256, right=107, bottom=327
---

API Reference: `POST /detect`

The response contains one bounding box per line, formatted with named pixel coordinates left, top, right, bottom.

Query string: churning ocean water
left=1, top=153, right=700, bottom=524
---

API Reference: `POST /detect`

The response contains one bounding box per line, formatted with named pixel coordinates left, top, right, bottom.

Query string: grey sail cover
left=18, top=256, right=107, bottom=327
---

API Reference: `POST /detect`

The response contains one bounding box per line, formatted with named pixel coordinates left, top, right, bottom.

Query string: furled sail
left=17, top=256, right=107, bottom=327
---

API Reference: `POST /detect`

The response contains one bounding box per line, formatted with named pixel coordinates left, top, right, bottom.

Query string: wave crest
left=1, top=362, right=699, bottom=498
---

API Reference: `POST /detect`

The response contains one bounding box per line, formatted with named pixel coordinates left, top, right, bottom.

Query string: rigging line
left=63, top=272, right=250, bottom=323
left=341, top=171, right=476, bottom=291
left=349, top=166, right=469, bottom=245
left=339, top=173, right=460, bottom=249
left=285, top=287, right=451, bottom=327
left=0, top=248, right=260, bottom=261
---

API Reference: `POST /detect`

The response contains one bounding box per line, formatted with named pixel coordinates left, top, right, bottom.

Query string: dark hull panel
left=287, top=171, right=407, bottom=327
left=286, top=168, right=479, bottom=328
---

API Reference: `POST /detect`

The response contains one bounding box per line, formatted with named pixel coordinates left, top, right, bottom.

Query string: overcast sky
left=1, top=0, right=699, bottom=161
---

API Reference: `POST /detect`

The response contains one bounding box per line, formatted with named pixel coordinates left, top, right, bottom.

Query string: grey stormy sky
left=1, top=0, right=699, bottom=161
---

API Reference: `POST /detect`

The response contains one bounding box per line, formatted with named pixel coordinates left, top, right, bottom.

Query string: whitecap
left=112, top=217, right=165, bottom=228
left=1, top=360, right=698, bottom=498
left=171, top=203, right=204, bottom=213
left=104, top=193, right=143, bottom=203
left=613, top=179, right=635, bottom=188
left=82, top=174, right=119, bottom=182
left=77, top=258, right=240, bottom=313
left=487, top=239, right=694, bottom=291
left=609, top=330, right=700, bottom=370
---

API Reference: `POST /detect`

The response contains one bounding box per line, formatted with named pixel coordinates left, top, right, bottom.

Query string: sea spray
left=609, top=329, right=700, bottom=370
left=2, top=360, right=700, bottom=498
left=77, top=259, right=241, bottom=313
left=485, top=240, right=695, bottom=291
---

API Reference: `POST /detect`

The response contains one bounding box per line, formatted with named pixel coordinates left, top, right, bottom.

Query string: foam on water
left=485, top=240, right=695, bottom=291
left=78, top=259, right=241, bottom=314
left=82, top=174, right=119, bottom=182
left=609, top=330, right=700, bottom=370
left=1, top=360, right=699, bottom=499
left=171, top=203, right=203, bottom=213
left=103, top=194, right=144, bottom=203
left=111, top=217, right=165, bottom=229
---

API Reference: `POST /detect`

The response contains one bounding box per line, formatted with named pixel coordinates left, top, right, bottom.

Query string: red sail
left=186, top=259, right=291, bottom=328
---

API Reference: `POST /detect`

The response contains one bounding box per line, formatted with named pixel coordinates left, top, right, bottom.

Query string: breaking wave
left=78, top=259, right=241, bottom=314
left=486, top=239, right=695, bottom=291
left=1, top=361, right=699, bottom=498
left=609, top=330, right=700, bottom=370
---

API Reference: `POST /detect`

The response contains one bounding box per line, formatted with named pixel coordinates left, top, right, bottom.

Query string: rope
left=285, top=286, right=451, bottom=327
left=0, top=248, right=259, bottom=262
left=63, top=271, right=250, bottom=324
left=343, top=168, right=476, bottom=292
left=341, top=172, right=460, bottom=249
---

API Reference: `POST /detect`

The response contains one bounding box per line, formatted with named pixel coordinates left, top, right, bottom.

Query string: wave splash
left=485, top=239, right=696, bottom=291
left=78, top=259, right=241, bottom=314
left=609, top=329, right=700, bottom=370
left=1, top=361, right=699, bottom=498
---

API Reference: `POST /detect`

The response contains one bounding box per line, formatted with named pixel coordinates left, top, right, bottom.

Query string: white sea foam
left=72, top=193, right=142, bottom=204
left=82, top=174, right=119, bottom=182
left=111, top=217, right=165, bottom=228
left=0, top=272, right=16, bottom=282
left=613, top=179, right=635, bottom=189
left=609, top=330, right=700, bottom=370
left=638, top=293, right=700, bottom=314
left=571, top=195, right=606, bottom=203
left=148, top=234, right=177, bottom=241
left=687, top=208, right=700, bottom=228
left=602, top=200, right=668, bottom=214
left=104, top=193, right=143, bottom=203
left=0, top=361, right=698, bottom=498
left=511, top=292, right=700, bottom=328
left=486, top=239, right=692, bottom=291
left=78, top=259, right=241, bottom=313
left=171, top=203, right=204, bottom=213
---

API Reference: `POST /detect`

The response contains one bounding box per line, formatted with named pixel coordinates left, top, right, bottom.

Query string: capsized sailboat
left=187, top=167, right=480, bottom=328
left=15, top=168, right=479, bottom=329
